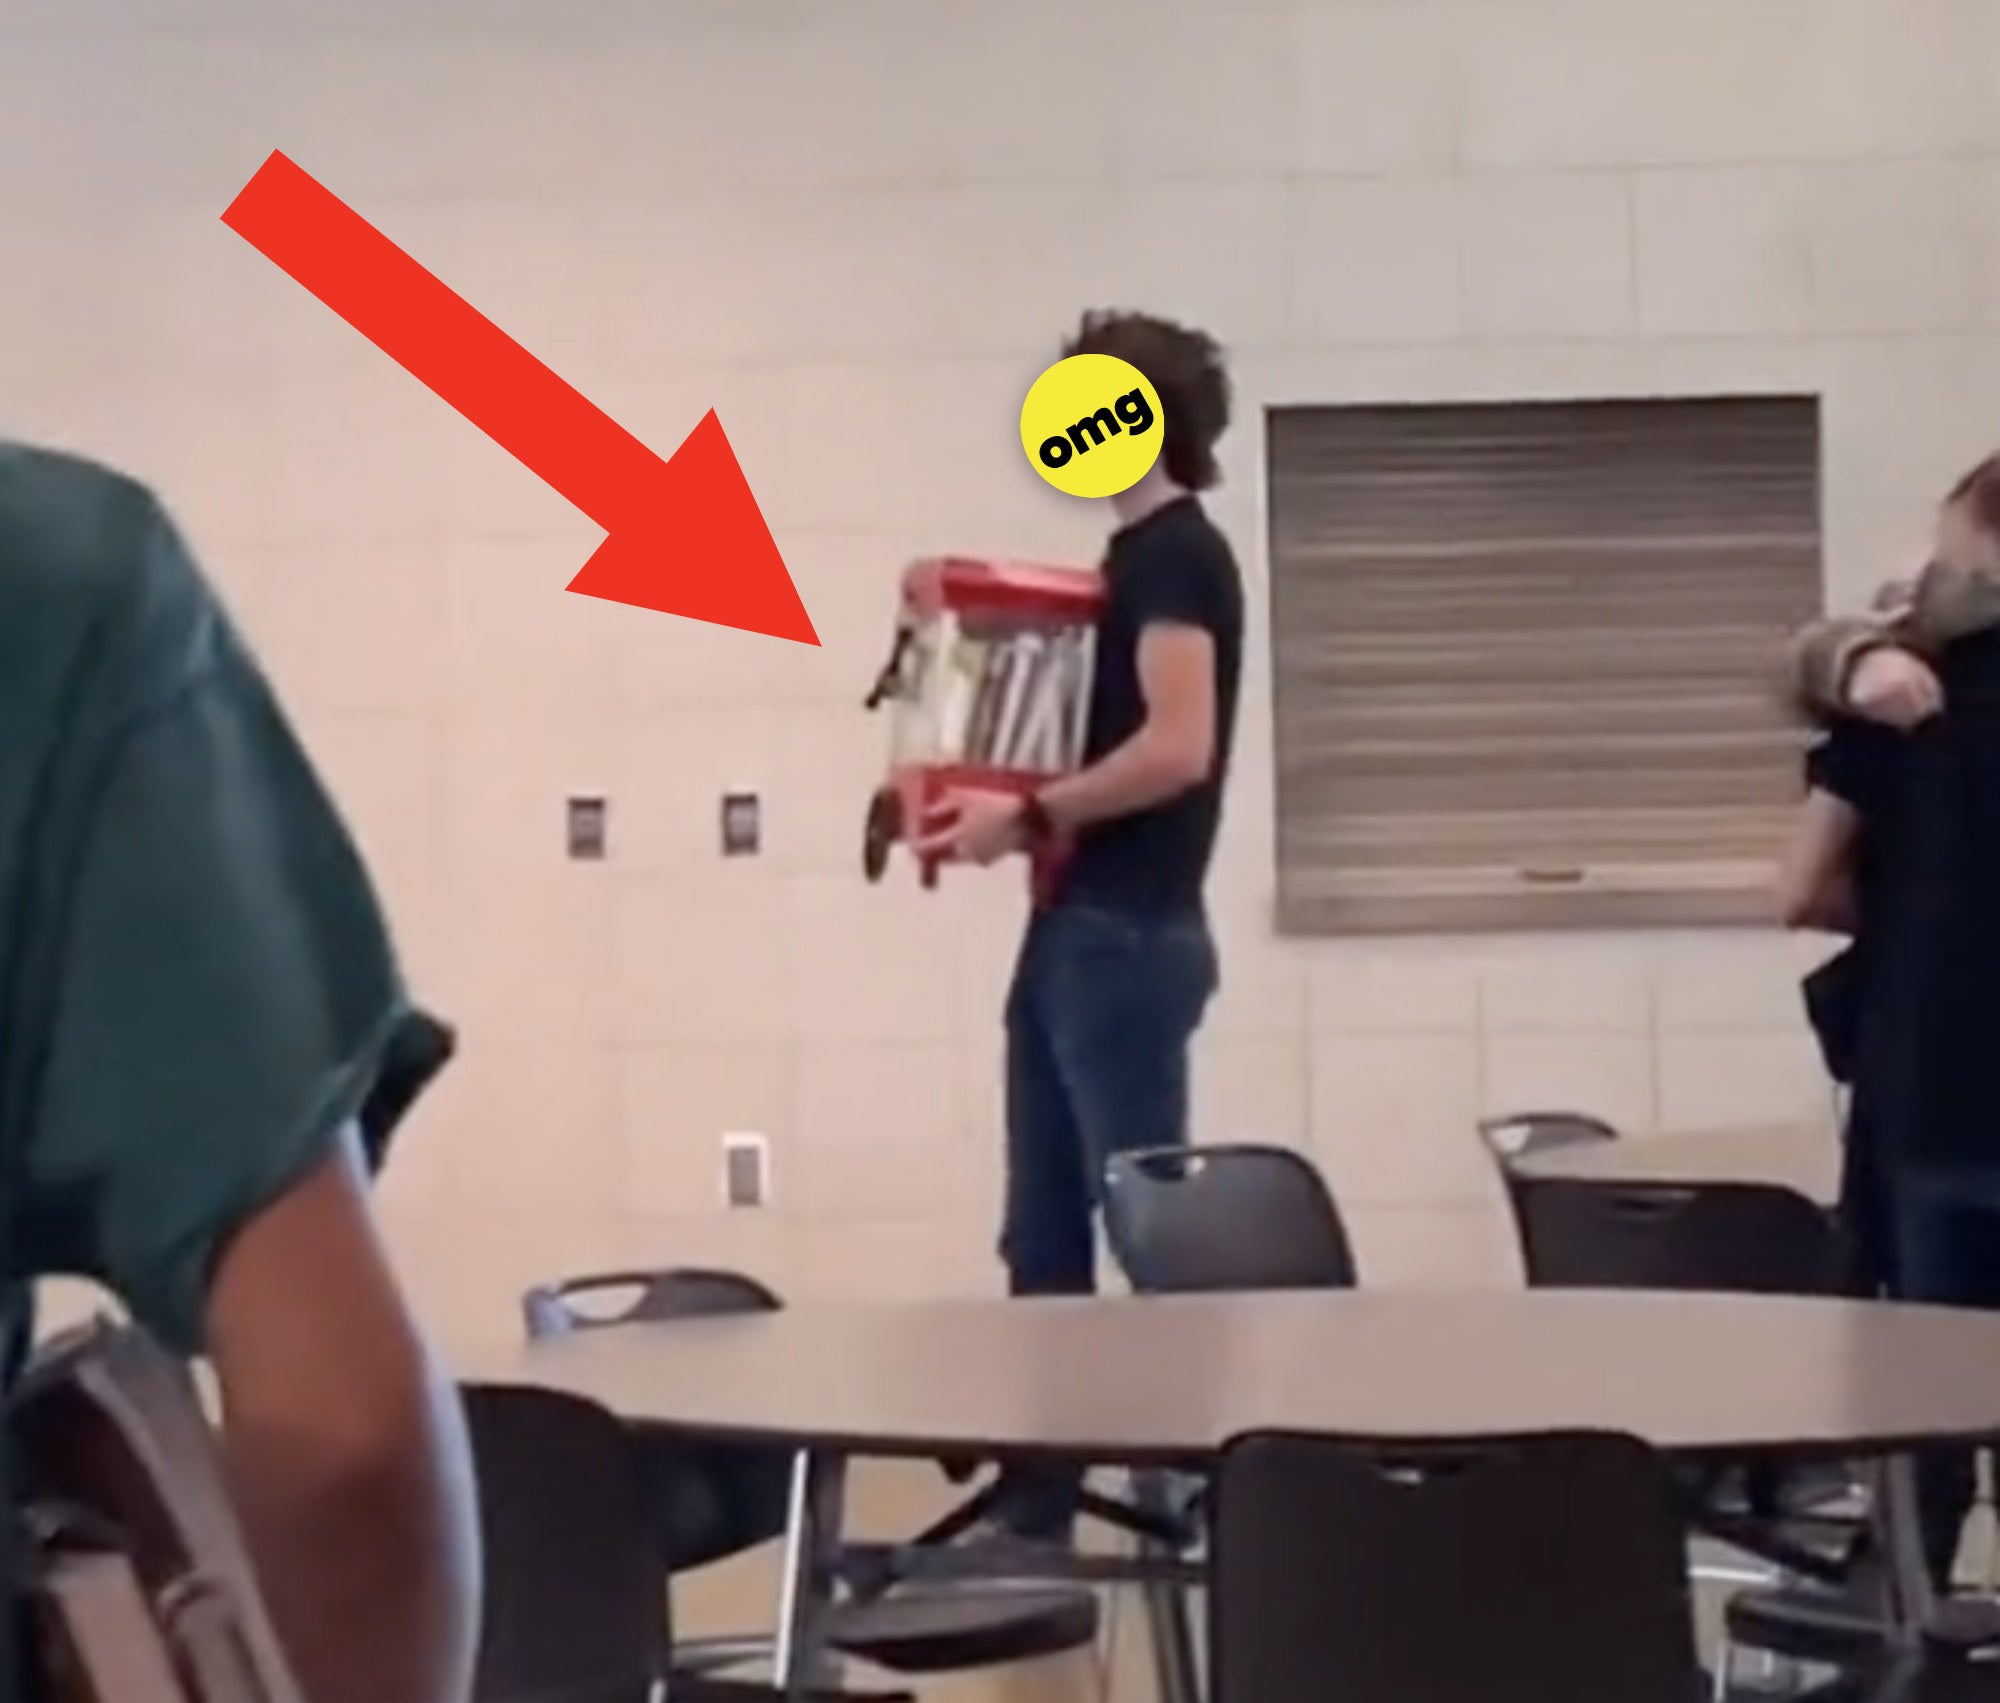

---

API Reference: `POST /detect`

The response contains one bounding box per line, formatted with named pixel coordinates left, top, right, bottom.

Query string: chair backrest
left=521, top=1267, right=782, bottom=1340
left=1511, top=1177, right=1840, bottom=1296
left=462, top=1383, right=666, bottom=1703
left=1478, top=1110, right=1619, bottom=1165
left=1211, top=1429, right=1700, bottom=1703
left=1103, top=1146, right=1357, bottom=1293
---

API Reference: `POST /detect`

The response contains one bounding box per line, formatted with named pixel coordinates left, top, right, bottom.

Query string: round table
left=462, top=1287, right=2000, bottom=1463
left=1509, top=1123, right=1840, bottom=1206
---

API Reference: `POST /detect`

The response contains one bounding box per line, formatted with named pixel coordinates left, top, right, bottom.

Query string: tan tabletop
left=1509, top=1123, right=1841, bottom=1205
left=457, top=1289, right=2000, bottom=1467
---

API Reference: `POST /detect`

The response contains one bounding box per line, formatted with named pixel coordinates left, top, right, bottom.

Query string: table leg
left=1827, top=1461, right=1931, bottom=1703
left=1873, top=1450, right=2000, bottom=1664
left=1872, top=1454, right=1936, bottom=1646
left=772, top=1447, right=849, bottom=1702
left=1133, top=1470, right=1205, bottom=1703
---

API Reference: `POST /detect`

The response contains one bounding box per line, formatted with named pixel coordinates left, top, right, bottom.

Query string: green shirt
left=0, top=443, right=403, bottom=1689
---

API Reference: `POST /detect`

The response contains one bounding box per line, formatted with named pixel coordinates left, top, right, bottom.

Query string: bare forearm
left=225, top=1351, right=479, bottom=1703
left=1780, top=880, right=1857, bottom=935
left=1040, top=726, right=1205, bottom=830
left=1776, top=789, right=1861, bottom=935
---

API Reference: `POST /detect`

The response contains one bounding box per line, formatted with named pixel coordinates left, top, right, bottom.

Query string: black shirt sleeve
left=1805, top=719, right=1897, bottom=815
left=1121, top=524, right=1227, bottom=635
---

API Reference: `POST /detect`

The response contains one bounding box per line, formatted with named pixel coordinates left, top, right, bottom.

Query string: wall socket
left=566, top=794, right=609, bottom=861
left=720, top=790, right=762, bottom=857
left=721, top=1131, right=771, bottom=1209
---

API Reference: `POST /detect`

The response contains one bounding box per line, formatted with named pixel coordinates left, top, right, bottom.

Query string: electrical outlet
left=566, top=795, right=609, bottom=860
left=721, top=1131, right=770, bottom=1209
left=721, top=790, right=761, bottom=857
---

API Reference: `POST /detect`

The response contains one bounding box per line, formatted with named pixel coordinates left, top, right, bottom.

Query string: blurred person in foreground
left=0, top=442, right=478, bottom=1703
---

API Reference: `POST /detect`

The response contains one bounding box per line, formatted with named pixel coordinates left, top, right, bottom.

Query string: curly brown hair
left=1062, top=309, right=1231, bottom=491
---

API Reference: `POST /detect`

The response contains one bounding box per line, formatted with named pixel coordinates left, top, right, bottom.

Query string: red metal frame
left=901, top=555, right=1102, bottom=622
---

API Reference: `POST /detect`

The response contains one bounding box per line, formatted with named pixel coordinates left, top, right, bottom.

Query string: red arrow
left=221, top=151, right=817, bottom=645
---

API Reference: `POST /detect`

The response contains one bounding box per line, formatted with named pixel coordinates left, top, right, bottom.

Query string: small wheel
left=862, top=787, right=902, bottom=883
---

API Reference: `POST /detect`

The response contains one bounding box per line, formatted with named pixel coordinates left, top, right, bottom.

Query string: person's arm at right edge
left=1776, top=787, right=1861, bottom=934
left=205, top=1134, right=478, bottom=1703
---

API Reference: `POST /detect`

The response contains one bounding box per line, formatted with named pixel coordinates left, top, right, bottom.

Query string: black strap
left=864, top=626, right=914, bottom=711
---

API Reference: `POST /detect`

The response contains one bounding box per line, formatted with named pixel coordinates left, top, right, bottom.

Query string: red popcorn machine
left=863, top=555, right=1103, bottom=888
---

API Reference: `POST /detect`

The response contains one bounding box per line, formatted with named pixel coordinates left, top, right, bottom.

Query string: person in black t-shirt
left=918, top=310, right=1242, bottom=1540
left=1780, top=462, right=2000, bottom=1593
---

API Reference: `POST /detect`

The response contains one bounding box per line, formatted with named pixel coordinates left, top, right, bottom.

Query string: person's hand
left=1845, top=646, right=1943, bottom=728
left=913, top=790, right=1027, bottom=867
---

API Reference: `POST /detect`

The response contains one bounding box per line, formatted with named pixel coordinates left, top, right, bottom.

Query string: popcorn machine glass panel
left=863, top=557, right=1102, bottom=885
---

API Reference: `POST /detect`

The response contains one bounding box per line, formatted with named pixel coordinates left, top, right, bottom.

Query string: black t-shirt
left=1800, top=718, right=1900, bottom=1088
left=1805, top=719, right=1895, bottom=815
left=1804, top=716, right=1902, bottom=915
left=1848, top=629, right=2000, bottom=1172
left=1057, top=496, right=1244, bottom=917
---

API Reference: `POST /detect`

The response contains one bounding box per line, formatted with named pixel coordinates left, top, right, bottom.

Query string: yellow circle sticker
left=1019, top=354, right=1164, bottom=499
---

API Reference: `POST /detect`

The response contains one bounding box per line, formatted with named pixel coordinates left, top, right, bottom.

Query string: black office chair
left=463, top=1382, right=909, bottom=1703
left=1096, top=1144, right=1360, bottom=1695
left=1480, top=1109, right=1619, bottom=1233
left=1211, top=1428, right=1704, bottom=1703
left=463, top=1381, right=670, bottom=1703
left=1508, top=1178, right=1852, bottom=1518
left=523, top=1269, right=793, bottom=1578
left=522, top=1267, right=780, bottom=1336
left=1478, top=1109, right=1621, bottom=1163
left=1103, top=1145, right=1358, bottom=1294
left=1507, top=1177, right=1876, bottom=1673
left=1509, top=1177, right=1842, bottom=1297
left=521, top=1269, right=1101, bottom=1681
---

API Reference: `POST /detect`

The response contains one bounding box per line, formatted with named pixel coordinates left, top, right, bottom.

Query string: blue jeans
left=1001, top=903, right=1219, bottom=1298
left=1891, top=1172, right=2000, bottom=1587
left=992, top=903, right=1216, bottom=1538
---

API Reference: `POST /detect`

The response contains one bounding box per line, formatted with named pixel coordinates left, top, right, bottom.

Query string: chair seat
left=828, top=1585, right=1099, bottom=1673
left=1924, top=1596, right=2000, bottom=1655
left=1726, top=1582, right=1889, bottom=1663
